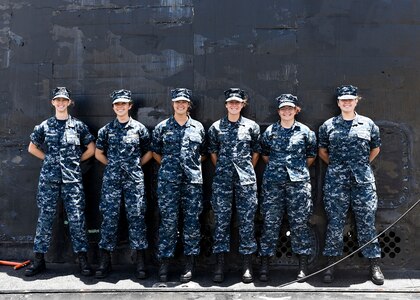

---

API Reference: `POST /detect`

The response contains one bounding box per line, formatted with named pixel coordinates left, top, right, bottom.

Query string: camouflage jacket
left=261, top=121, right=317, bottom=183
left=208, top=116, right=260, bottom=185
left=152, top=116, right=206, bottom=184
left=96, top=117, right=150, bottom=182
left=30, top=115, right=94, bottom=183
left=318, top=113, right=381, bottom=183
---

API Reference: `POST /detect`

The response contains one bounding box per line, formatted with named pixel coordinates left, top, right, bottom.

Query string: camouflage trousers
left=323, top=173, right=381, bottom=258
left=211, top=174, right=258, bottom=255
left=259, top=180, right=313, bottom=257
left=99, top=170, right=148, bottom=251
left=157, top=180, right=203, bottom=259
left=34, top=180, right=88, bottom=253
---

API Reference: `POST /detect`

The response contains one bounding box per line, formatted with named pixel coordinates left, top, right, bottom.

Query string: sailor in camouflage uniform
left=95, top=89, right=152, bottom=279
left=258, top=94, right=317, bottom=282
left=208, top=88, right=260, bottom=284
left=151, top=88, right=206, bottom=283
left=318, top=85, right=384, bottom=285
left=26, top=87, right=95, bottom=277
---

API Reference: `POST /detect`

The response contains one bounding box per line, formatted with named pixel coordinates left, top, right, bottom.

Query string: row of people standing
left=25, top=85, right=384, bottom=286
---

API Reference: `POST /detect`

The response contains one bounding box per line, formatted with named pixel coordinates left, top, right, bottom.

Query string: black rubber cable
left=277, top=197, right=420, bottom=288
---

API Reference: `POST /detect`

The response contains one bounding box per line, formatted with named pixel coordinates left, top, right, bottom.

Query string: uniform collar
left=51, top=115, right=75, bottom=128
left=276, top=120, right=300, bottom=131
left=222, top=115, right=244, bottom=126
left=336, top=112, right=363, bottom=125
left=112, top=116, right=134, bottom=128
left=170, top=115, right=192, bottom=127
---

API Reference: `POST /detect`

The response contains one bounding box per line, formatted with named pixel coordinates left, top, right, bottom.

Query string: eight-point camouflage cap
left=171, top=88, right=192, bottom=102
left=276, top=94, right=298, bottom=108
left=337, top=85, right=358, bottom=100
left=111, top=89, right=132, bottom=104
left=52, top=87, right=71, bottom=100
left=224, top=88, right=247, bottom=102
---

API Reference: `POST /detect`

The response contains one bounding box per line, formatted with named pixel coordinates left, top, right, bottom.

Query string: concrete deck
left=0, top=263, right=419, bottom=299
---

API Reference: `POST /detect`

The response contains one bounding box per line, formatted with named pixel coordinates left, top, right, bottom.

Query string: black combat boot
left=369, top=258, right=384, bottom=285
left=25, top=252, right=46, bottom=277
left=95, top=249, right=111, bottom=279
left=158, top=258, right=169, bottom=282
left=213, top=253, right=225, bottom=283
left=242, top=254, right=254, bottom=283
left=135, top=250, right=147, bottom=279
left=297, top=254, right=308, bottom=282
left=180, top=255, right=195, bottom=283
left=323, top=256, right=337, bottom=283
left=78, top=252, right=93, bottom=276
left=259, top=256, right=269, bottom=282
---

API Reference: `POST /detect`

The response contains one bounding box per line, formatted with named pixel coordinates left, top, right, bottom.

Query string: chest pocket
left=189, top=132, right=202, bottom=144
left=45, top=132, right=60, bottom=145
left=349, top=125, right=371, bottom=142
left=217, top=131, right=229, bottom=143
left=270, top=134, right=285, bottom=152
left=287, top=133, right=305, bottom=152
left=65, top=129, right=81, bottom=145
left=187, top=132, right=202, bottom=152
left=330, top=130, right=347, bottom=147
left=123, top=133, right=140, bottom=144
left=108, top=133, right=120, bottom=145
left=238, top=129, right=251, bottom=141
left=356, top=131, right=371, bottom=141
left=163, top=131, right=178, bottom=143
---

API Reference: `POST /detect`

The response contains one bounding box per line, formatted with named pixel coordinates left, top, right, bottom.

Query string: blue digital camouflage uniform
left=152, top=116, right=206, bottom=259
left=319, top=113, right=382, bottom=258
left=259, top=121, right=317, bottom=257
left=208, top=116, right=260, bottom=255
left=30, top=115, right=95, bottom=253
left=96, top=117, right=150, bottom=251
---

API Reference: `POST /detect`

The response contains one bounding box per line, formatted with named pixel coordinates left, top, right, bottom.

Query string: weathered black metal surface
left=0, top=0, right=418, bottom=272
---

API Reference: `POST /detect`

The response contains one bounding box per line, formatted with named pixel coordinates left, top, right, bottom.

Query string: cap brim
left=225, top=96, right=245, bottom=102
left=172, top=96, right=191, bottom=102
left=338, top=95, right=357, bottom=100
left=279, top=102, right=296, bottom=108
left=112, top=98, right=131, bottom=104
left=53, top=95, right=70, bottom=100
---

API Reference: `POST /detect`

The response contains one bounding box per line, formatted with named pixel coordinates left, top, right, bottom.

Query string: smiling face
left=278, top=105, right=298, bottom=122
left=172, top=100, right=190, bottom=116
left=225, top=100, right=245, bottom=117
left=112, top=101, right=132, bottom=118
left=337, top=98, right=358, bottom=114
left=51, top=97, right=71, bottom=113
